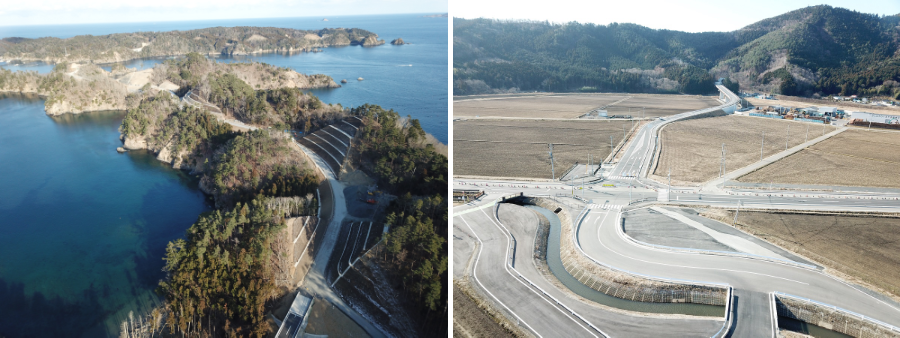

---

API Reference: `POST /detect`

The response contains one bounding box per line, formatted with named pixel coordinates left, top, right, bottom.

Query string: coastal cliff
left=0, top=26, right=384, bottom=64
left=0, top=53, right=339, bottom=116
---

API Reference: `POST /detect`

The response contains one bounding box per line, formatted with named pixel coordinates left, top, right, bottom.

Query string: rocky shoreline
left=0, top=56, right=339, bottom=116
left=0, top=26, right=386, bottom=65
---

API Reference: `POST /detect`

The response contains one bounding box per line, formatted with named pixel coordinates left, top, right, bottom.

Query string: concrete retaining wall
left=775, top=293, right=900, bottom=338
left=516, top=196, right=728, bottom=306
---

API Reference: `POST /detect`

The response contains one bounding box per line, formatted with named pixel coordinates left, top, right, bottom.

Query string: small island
left=391, top=38, right=406, bottom=45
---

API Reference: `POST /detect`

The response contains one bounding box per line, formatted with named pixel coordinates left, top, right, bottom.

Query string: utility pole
left=805, top=125, right=809, bottom=143
left=623, top=124, right=626, bottom=141
left=733, top=200, right=742, bottom=226
left=719, top=143, right=727, bottom=178
left=785, top=125, right=790, bottom=150
left=548, top=143, right=556, bottom=180
left=667, top=167, right=671, bottom=202
left=609, top=135, right=614, bottom=162
left=760, top=131, right=765, bottom=161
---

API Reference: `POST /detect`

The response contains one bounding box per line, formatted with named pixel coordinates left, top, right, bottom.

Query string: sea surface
left=0, top=14, right=447, bottom=338
left=0, top=14, right=449, bottom=142
left=0, top=94, right=211, bottom=337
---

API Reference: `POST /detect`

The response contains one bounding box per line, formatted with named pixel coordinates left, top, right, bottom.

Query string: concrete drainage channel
left=774, top=292, right=900, bottom=338
left=514, top=198, right=729, bottom=317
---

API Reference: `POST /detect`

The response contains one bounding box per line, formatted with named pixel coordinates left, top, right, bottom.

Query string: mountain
left=453, top=5, right=900, bottom=98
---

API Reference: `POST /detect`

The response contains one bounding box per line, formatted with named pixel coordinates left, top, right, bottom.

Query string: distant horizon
left=0, top=12, right=448, bottom=28
left=0, top=0, right=447, bottom=27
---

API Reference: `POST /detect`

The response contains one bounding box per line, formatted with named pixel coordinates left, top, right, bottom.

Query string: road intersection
left=453, top=85, right=900, bottom=337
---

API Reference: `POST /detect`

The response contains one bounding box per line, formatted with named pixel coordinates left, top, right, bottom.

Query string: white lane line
left=479, top=208, right=602, bottom=338
left=336, top=222, right=354, bottom=272
left=295, top=217, right=321, bottom=267
left=457, top=215, right=544, bottom=338
left=590, top=212, right=809, bottom=285
left=350, top=219, right=364, bottom=266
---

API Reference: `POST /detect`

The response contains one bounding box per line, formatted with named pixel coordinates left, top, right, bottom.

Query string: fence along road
left=455, top=205, right=725, bottom=337
left=452, top=86, right=900, bottom=336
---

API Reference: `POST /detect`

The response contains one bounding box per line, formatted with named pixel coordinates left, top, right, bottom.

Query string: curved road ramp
left=521, top=197, right=730, bottom=307
left=455, top=194, right=730, bottom=338
left=297, top=117, right=362, bottom=177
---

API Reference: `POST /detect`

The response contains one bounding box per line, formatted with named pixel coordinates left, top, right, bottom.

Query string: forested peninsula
left=0, top=49, right=447, bottom=336
left=0, top=26, right=385, bottom=64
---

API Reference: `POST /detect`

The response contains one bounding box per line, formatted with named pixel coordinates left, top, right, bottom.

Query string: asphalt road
left=452, top=85, right=900, bottom=337
left=455, top=205, right=724, bottom=338
left=296, top=142, right=387, bottom=338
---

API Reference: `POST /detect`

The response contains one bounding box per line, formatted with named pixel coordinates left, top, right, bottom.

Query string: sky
left=0, top=0, right=448, bottom=26
left=453, top=0, right=900, bottom=32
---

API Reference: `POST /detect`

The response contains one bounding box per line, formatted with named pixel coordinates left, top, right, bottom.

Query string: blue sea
left=0, top=14, right=449, bottom=143
left=0, top=14, right=447, bottom=338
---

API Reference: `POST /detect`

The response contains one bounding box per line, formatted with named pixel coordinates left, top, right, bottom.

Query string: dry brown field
left=454, top=119, right=635, bottom=178
left=738, top=129, right=900, bottom=188
left=454, top=93, right=720, bottom=119
left=453, top=283, right=523, bottom=338
left=605, top=94, right=722, bottom=118
left=703, top=210, right=900, bottom=300
left=653, top=115, right=837, bottom=184
left=454, top=94, right=627, bottom=118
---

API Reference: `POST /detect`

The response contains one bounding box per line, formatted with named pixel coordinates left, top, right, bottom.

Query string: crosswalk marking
left=587, top=203, right=623, bottom=210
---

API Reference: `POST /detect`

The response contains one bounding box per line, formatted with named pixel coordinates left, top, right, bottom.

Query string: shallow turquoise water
left=0, top=94, right=211, bottom=337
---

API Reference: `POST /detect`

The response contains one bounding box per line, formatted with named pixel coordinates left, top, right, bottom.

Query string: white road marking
left=589, top=213, right=809, bottom=285
left=457, top=215, right=544, bottom=338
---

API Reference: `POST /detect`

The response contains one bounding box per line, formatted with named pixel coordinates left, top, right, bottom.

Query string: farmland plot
left=702, top=209, right=900, bottom=300
left=454, top=94, right=627, bottom=118
left=738, top=129, right=900, bottom=188
left=454, top=120, right=635, bottom=178
left=605, top=94, right=721, bottom=118
left=454, top=93, right=720, bottom=119
left=653, top=115, right=836, bottom=184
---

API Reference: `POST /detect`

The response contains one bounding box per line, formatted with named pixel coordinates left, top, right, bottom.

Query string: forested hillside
left=454, top=5, right=900, bottom=98
left=352, top=104, right=448, bottom=334
left=0, top=26, right=384, bottom=64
